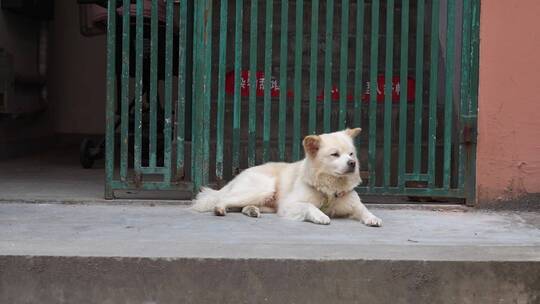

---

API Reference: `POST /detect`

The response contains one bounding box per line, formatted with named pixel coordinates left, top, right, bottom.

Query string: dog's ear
left=344, top=128, right=362, bottom=138
left=303, top=135, right=320, bottom=157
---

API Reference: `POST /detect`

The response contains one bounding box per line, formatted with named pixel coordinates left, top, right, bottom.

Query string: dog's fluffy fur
left=191, top=128, right=382, bottom=226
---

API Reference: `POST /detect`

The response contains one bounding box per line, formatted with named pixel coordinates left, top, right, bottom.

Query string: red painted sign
left=224, top=70, right=415, bottom=103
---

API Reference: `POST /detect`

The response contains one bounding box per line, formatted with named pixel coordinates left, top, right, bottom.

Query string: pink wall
left=477, top=0, right=540, bottom=203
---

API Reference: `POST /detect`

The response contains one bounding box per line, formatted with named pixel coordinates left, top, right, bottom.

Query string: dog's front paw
left=362, top=215, right=382, bottom=227
left=311, top=213, right=331, bottom=225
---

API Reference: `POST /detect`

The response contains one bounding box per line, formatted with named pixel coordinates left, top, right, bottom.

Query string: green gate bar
left=232, top=0, right=244, bottom=175
left=427, top=0, right=440, bottom=188
left=292, top=0, right=304, bottom=161
left=308, top=0, right=319, bottom=135
left=215, top=0, right=228, bottom=182
left=263, top=0, right=274, bottom=162
left=133, top=0, right=143, bottom=181
left=323, top=0, right=334, bottom=133
left=105, top=0, right=116, bottom=199
left=248, top=0, right=258, bottom=167
left=202, top=0, right=212, bottom=185
left=459, top=0, right=472, bottom=190
left=176, top=0, right=187, bottom=181
left=163, top=0, right=174, bottom=184
left=338, top=0, right=349, bottom=130
left=443, top=0, right=456, bottom=189
left=149, top=0, right=158, bottom=168
left=119, top=0, right=130, bottom=182
left=368, top=0, right=380, bottom=188
left=397, top=0, right=410, bottom=189
left=382, top=0, right=394, bottom=188
left=353, top=0, right=365, bottom=129
left=191, top=0, right=204, bottom=190
left=413, top=0, right=425, bottom=175
left=278, top=0, right=288, bottom=161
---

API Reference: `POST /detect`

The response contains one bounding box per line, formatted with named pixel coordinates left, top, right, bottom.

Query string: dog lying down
left=191, top=128, right=382, bottom=226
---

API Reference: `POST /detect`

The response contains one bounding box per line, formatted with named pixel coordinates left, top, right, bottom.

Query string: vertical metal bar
left=443, top=0, right=456, bottom=189
left=292, top=0, right=303, bottom=161
left=105, top=0, right=117, bottom=199
left=120, top=0, right=130, bottom=181
left=465, top=0, right=480, bottom=205
left=413, top=0, right=425, bottom=174
left=323, top=0, right=334, bottom=132
left=149, top=0, right=158, bottom=168
left=134, top=0, right=144, bottom=177
left=263, top=0, right=274, bottom=162
left=191, top=0, right=204, bottom=191
left=338, top=0, right=349, bottom=130
left=176, top=0, right=187, bottom=180
left=248, top=0, right=258, bottom=167
left=278, top=0, right=289, bottom=161
left=202, top=0, right=212, bottom=185
left=427, top=0, right=440, bottom=188
left=232, top=0, right=244, bottom=174
left=459, top=0, right=472, bottom=190
left=368, top=0, right=380, bottom=188
left=353, top=0, right=365, bottom=129
left=308, top=0, right=319, bottom=135
left=216, top=0, right=228, bottom=182
left=163, top=0, right=174, bottom=184
left=382, top=0, right=394, bottom=188
left=397, top=0, right=409, bottom=188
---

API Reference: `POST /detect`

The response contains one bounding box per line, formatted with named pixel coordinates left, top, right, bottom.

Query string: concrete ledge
left=1, top=255, right=539, bottom=304
left=1, top=203, right=539, bottom=303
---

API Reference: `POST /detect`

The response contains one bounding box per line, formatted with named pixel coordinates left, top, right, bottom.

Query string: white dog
left=191, top=128, right=382, bottom=226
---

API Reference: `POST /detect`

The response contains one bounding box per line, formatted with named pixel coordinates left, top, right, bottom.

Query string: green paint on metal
left=368, top=0, right=380, bottom=188
left=232, top=0, right=244, bottom=174
left=413, top=0, right=425, bottom=175
left=278, top=0, right=289, bottom=161
left=308, top=0, right=319, bottom=135
left=459, top=0, right=472, bottom=190
left=323, top=0, right=334, bottom=132
left=443, top=0, right=456, bottom=189
left=338, top=0, right=349, bottom=130
left=163, top=0, right=174, bottom=185
left=120, top=0, right=130, bottom=182
left=292, top=0, right=304, bottom=161
left=427, top=0, right=440, bottom=188
left=191, top=0, right=205, bottom=192
left=248, top=0, right=258, bottom=167
left=397, top=0, right=410, bottom=189
left=356, top=186, right=464, bottom=198
left=134, top=0, right=143, bottom=176
left=382, top=0, right=394, bottom=188
left=176, top=0, right=187, bottom=181
left=149, top=0, right=158, bottom=168
left=465, top=0, right=480, bottom=205
left=263, top=0, right=274, bottom=162
left=216, top=0, right=228, bottom=182
left=105, top=0, right=116, bottom=199
left=202, top=0, right=212, bottom=185
left=353, top=0, right=365, bottom=130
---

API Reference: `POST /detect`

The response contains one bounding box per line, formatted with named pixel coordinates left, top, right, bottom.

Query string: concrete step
left=1, top=203, right=539, bottom=304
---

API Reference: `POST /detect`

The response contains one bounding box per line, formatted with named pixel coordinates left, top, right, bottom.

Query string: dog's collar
left=319, top=190, right=351, bottom=213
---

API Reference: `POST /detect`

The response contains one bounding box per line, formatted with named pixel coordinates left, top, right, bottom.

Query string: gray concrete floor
left=0, top=148, right=105, bottom=202
left=1, top=203, right=539, bottom=261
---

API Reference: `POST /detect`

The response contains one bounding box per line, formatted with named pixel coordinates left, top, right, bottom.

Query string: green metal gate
left=104, top=0, right=480, bottom=203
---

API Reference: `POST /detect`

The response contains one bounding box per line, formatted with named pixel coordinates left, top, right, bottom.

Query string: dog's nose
left=347, top=160, right=356, bottom=168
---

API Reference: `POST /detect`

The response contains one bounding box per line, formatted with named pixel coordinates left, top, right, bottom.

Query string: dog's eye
left=349, top=152, right=354, bottom=156
left=330, top=152, right=340, bottom=157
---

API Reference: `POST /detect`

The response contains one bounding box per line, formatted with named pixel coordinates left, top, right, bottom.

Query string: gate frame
left=104, top=0, right=481, bottom=205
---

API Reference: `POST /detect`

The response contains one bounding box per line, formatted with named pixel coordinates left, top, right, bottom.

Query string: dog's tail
left=190, top=187, right=221, bottom=212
